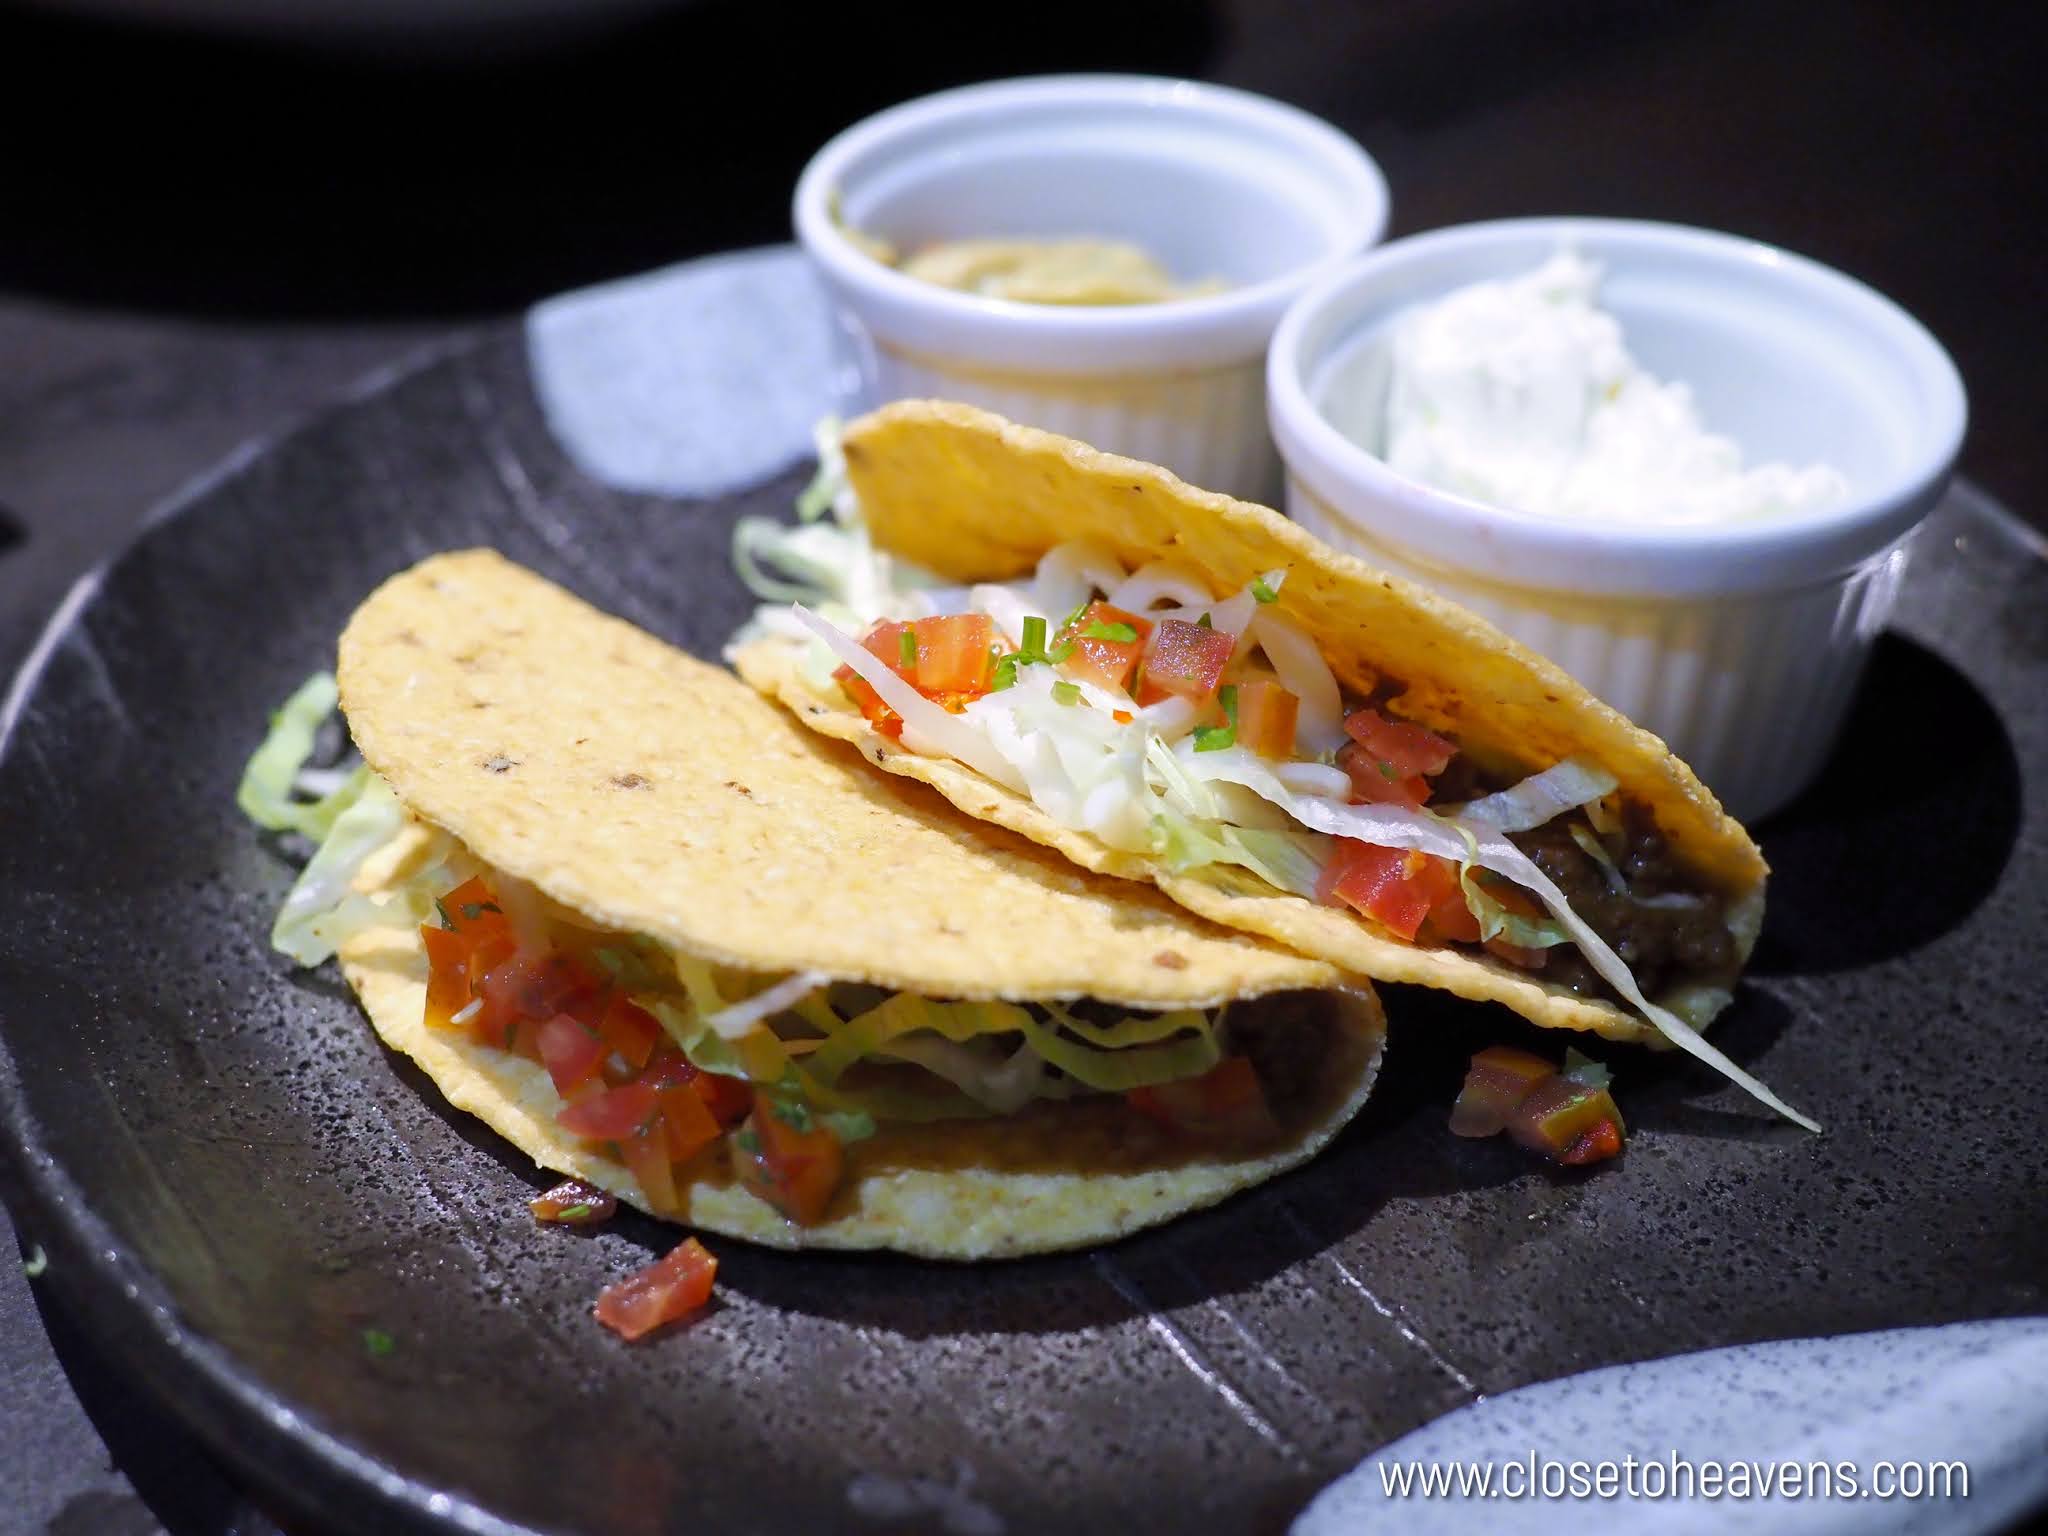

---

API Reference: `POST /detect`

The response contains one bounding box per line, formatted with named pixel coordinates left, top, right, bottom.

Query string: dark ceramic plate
left=1, top=329, right=2043, bottom=1536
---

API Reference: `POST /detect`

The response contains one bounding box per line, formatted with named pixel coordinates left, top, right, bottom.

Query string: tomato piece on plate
left=555, top=1081, right=658, bottom=1142
left=595, top=995, right=662, bottom=1071
left=1342, top=708, right=1456, bottom=777
left=1315, top=840, right=1460, bottom=941
left=1561, top=1117, right=1625, bottom=1165
left=1447, top=1045, right=1555, bottom=1137
left=734, top=1100, right=844, bottom=1225
left=1126, top=1056, right=1277, bottom=1143
left=593, top=1236, right=717, bottom=1341
left=538, top=1014, right=608, bottom=1096
left=529, top=1178, right=617, bottom=1225
left=1234, top=680, right=1299, bottom=759
left=1060, top=601, right=1152, bottom=693
left=1136, top=618, right=1235, bottom=705
left=437, top=876, right=512, bottom=945
left=1508, top=1074, right=1627, bottom=1163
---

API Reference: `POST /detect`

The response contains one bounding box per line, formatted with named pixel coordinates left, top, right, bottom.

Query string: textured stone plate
left=0, top=329, right=2041, bottom=1536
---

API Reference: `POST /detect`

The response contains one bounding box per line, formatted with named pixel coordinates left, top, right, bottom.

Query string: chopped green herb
left=1083, top=620, right=1138, bottom=644
left=822, top=1109, right=878, bottom=1143
left=1562, top=1048, right=1612, bottom=1090
left=1021, top=615, right=1048, bottom=655
left=734, top=1128, right=762, bottom=1155
left=1196, top=612, right=1213, bottom=629
left=560, top=1203, right=592, bottom=1221
left=21, top=1245, right=47, bottom=1279
left=772, top=1097, right=815, bottom=1133
left=459, top=900, right=501, bottom=922
left=898, top=628, right=918, bottom=668
left=1051, top=681, right=1082, bottom=706
left=1193, top=685, right=1239, bottom=752
left=433, top=897, right=455, bottom=931
left=362, top=1328, right=396, bottom=1359
left=1379, top=759, right=1398, bottom=780
left=1058, top=598, right=1091, bottom=633
left=992, top=654, right=1020, bottom=691
left=1251, top=575, right=1281, bottom=604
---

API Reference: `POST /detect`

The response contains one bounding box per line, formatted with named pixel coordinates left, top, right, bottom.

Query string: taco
left=729, top=402, right=1813, bottom=1130
left=240, top=549, right=1385, bottom=1260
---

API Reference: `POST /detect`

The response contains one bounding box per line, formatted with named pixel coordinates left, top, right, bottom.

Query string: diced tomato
left=617, top=1124, right=679, bottom=1211
left=1418, top=892, right=1482, bottom=945
left=529, top=1178, right=616, bottom=1225
left=478, top=947, right=601, bottom=1038
left=538, top=1014, right=608, bottom=1096
left=501, top=1016, right=545, bottom=1061
left=638, top=1046, right=695, bottom=1089
left=1561, top=1117, right=1624, bottom=1165
left=833, top=619, right=915, bottom=737
left=1126, top=1056, right=1277, bottom=1143
left=911, top=614, right=995, bottom=695
left=734, top=1100, right=844, bottom=1225
left=1136, top=618, right=1235, bottom=705
left=595, top=996, right=661, bottom=1072
left=1060, top=601, right=1152, bottom=693
left=437, top=876, right=513, bottom=944
left=1315, top=839, right=1460, bottom=941
left=1508, top=1074, right=1627, bottom=1163
left=420, top=924, right=475, bottom=1030
left=656, top=1084, right=721, bottom=1163
left=1337, top=741, right=1431, bottom=807
left=1234, top=680, right=1299, bottom=759
left=1447, top=1046, right=1556, bottom=1138
left=593, top=1236, right=717, bottom=1341
left=692, top=1070, right=756, bottom=1128
left=1342, top=708, right=1456, bottom=778
left=556, top=1081, right=658, bottom=1142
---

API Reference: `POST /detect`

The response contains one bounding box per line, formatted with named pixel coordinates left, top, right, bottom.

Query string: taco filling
left=731, top=411, right=1811, bottom=1131
left=240, top=552, right=1387, bottom=1260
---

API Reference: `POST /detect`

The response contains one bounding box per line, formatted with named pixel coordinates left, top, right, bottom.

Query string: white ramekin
left=1268, top=217, right=1966, bottom=821
left=794, top=75, right=1388, bottom=503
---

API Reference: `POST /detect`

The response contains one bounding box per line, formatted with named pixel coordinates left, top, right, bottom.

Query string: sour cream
left=1383, top=250, right=1848, bottom=525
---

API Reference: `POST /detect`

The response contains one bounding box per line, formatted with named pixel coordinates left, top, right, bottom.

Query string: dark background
left=1, top=1, right=2040, bottom=1531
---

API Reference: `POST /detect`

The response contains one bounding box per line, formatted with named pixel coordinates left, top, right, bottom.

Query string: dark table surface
left=1, top=2, right=2040, bottom=1532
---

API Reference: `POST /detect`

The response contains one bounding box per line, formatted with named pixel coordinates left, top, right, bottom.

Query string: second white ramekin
left=795, top=75, right=1389, bottom=503
left=1268, top=218, right=1967, bottom=822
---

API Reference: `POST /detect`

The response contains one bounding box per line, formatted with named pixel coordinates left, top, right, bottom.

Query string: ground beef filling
left=1227, top=990, right=1335, bottom=1119
left=1509, top=805, right=1739, bottom=1002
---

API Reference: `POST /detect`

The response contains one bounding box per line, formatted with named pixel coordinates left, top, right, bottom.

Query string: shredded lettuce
left=1153, top=810, right=1327, bottom=899
left=269, top=770, right=413, bottom=964
left=237, top=672, right=360, bottom=839
left=1014, top=1009, right=1221, bottom=1092
left=1453, top=756, right=1617, bottom=833
left=1179, top=741, right=1818, bottom=1130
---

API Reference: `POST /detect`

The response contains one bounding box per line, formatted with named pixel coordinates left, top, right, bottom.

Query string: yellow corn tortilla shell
left=332, top=549, right=1386, bottom=1256
left=732, top=400, right=1769, bottom=1045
